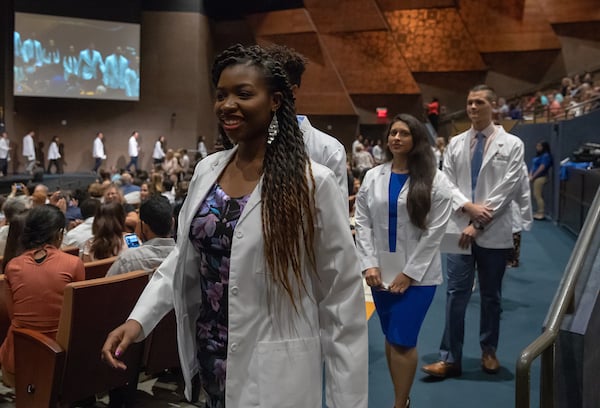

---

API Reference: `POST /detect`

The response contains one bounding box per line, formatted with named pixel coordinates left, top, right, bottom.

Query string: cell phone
left=124, top=233, right=141, bottom=248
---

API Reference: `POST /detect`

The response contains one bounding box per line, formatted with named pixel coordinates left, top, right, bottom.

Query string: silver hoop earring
left=267, top=113, right=279, bottom=145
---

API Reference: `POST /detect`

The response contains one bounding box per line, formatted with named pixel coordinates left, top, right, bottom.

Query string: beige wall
left=9, top=11, right=216, bottom=173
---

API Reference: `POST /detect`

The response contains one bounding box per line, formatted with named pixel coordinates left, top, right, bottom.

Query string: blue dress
left=372, top=172, right=436, bottom=348
left=189, top=184, right=251, bottom=408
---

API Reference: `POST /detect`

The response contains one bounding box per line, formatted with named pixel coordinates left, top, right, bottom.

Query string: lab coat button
left=235, top=231, right=243, bottom=239
left=230, top=343, right=238, bottom=352
left=231, top=286, right=239, bottom=296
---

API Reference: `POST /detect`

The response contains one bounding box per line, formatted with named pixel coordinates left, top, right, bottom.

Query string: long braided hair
left=212, top=44, right=317, bottom=310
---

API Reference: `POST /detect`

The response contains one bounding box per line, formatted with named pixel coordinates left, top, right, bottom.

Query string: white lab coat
left=355, top=163, right=453, bottom=285
left=152, top=140, right=165, bottom=160
left=128, top=147, right=368, bottom=407
left=128, top=136, right=139, bottom=157
left=443, top=124, right=525, bottom=249
left=22, top=134, right=35, bottom=160
left=511, top=164, right=533, bottom=233
left=47, top=141, right=61, bottom=160
left=93, top=137, right=106, bottom=159
left=299, top=115, right=349, bottom=200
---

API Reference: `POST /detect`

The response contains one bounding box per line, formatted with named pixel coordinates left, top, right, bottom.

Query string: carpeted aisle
left=367, top=220, right=576, bottom=407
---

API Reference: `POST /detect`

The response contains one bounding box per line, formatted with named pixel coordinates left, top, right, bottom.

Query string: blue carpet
left=368, top=220, right=576, bottom=407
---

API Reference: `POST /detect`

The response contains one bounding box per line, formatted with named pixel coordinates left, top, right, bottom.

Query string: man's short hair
left=266, top=45, right=307, bottom=88
left=470, top=84, right=497, bottom=103
left=139, top=195, right=173, bottom=237
left=80, top=198, right=101, bottom=219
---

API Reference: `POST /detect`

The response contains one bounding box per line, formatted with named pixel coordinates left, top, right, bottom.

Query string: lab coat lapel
left=481, top=128, right=504, bottom=170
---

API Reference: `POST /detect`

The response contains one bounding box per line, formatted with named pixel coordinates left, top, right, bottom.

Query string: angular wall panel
left=246, top=8, right=315, bottom=36
left=321, top=31, right=420, bottom=94
left=537, top=0, right=600, bottom=24
left=304, top=0, right=387, bottom=33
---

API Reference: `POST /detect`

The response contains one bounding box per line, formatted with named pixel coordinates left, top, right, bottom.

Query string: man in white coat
left=22, top=130, right=36, bottom=174
left=422, top=85, right=525, bottom=378
left=267, top=45, right=349, bottom=202
left=92, top=132, right=107, bottom=173
left=103, top=46, right=129, bottom=91
left=126, top=131, right=140, bottom=173
left=0, top=132, right=11, bottom=176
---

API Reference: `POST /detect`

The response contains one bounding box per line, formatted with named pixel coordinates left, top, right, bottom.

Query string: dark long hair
left=2, top=212, right=29, bottom=271
left=537, top=141, right=551, bottom=156
left=384, top=114, right=435, bottom=229
left=23, top=205, right=65, bottom=249
left=91, top=201, right=125, bottom=259
left=212, top=44, right=316, bottom=310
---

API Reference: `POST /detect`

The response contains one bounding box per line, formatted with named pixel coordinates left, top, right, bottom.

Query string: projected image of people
left=14, top=13, right=140, bottom=101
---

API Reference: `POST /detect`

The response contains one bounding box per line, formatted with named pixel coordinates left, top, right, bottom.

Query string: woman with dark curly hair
left=0, top=205, right=84, bottom=384
left=102, top=44, right=367, bottom=407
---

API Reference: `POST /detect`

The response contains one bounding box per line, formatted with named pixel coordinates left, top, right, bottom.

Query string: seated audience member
left=2, top=212, right=29, bottom=271
left=106, top=196, right=175, bottom=277
left=119, top=172, right=140, bottom=195
left=178, top=148, right=191, bottom=175
left=31, top=191, right=47, bottom=207
left=62, top=198, right=101, bottom=252
left=161, top=178, right=175, bottom=204
left=63, top=189, right=85, bottom=227
left=0, top=196, right=31, bottom=256
left=82, top=201, right=126, bottom=261
left=139, top=181, right=157, bottom=203
left=88, top=182, right=105, bottom=199
left=0, top=205, right=85, bottom=384
left=103, top=183, right=139, bottom=232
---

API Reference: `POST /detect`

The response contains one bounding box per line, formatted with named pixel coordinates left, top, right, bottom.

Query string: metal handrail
left=515, top=186, right=600, bottom=408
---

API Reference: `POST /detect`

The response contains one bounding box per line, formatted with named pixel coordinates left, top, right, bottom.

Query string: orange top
left=0, top=246, right=84, bottom=375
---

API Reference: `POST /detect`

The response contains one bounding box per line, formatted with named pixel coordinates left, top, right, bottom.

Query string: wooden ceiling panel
left=537, top=0, right=600, bottom=24
left=257, top=34, right=357, bottom=115
left=303, top=0, right=387, bottom=33
left=245, top=9, right=316, bottom=36
left=376, top=0, right=456, bottom=11
left=482, top=49, right=561, bottom=82
left=321, top=32, right=420, bottom=95
left=459, top=0, right=560, bottom=52
left=552, top=21, right=600, bottom=41
left=385, top=8, right=486, bottom=72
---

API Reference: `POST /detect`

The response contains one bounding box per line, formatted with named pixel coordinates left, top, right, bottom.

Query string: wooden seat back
left=61, top=246, right=80, bottom=257
left=14, top=270, right=149, bottom=407
left=83, top=256, right=117, bottom=280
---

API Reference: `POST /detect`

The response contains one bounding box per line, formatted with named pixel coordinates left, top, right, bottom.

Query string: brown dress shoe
left=421, top=361, right=462, bottom=378
left=481, top=352, right=500, bottom=374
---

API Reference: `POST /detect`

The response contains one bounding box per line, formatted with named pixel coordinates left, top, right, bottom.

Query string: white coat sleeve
left=403, top=173, right=453, bottom=282
left=484, top=139, right=525, bottom=213
left=354, top=171, right=379, bottom=272
left=312, top=172, right=368, bottom=408
left=127, top=246, right=178, bottom=341
left=323, top=146, right=349, bottom=201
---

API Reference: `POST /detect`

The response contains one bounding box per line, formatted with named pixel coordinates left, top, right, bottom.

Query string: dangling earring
left=267, top=112, right=279, bottom=145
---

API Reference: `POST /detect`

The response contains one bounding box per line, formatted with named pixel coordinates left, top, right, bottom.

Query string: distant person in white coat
left=196, top=135, right=208, bottom=160
left=22, top=131, right=36, bottom=174
left=267, top=45, right=349, bottom=202
left=152, top=136, right=166, bottom=166
left=103, top=46, right=129, bottom=91
left=78, top=43, right=104, bottom=91
left=46, top=136, right=61, bottom=174
left=126, top=131, right=140, bottom=173
left=0, top=132, right=11, bottom=177
left=92, top=132, right=106, bottom=173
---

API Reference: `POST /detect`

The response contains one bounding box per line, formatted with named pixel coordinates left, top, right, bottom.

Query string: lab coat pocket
left=257, top=337, right=321, bottom=408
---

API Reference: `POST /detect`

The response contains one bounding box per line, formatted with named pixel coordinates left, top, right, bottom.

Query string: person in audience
left=103, top=183, right=139, bottom=232
left=355, top=113, right=453, bottom=408
left=120, top=173, right=140, bottom=196
left=106, top=196, right=175, bottom=277
left=354, top=144, right=375, bottom=181
left=352, top=134, right=364, bottom=160
left=0, top=205, right=84, bottom=384
left=197, top=135, right=208, bottom=160
left=267, top=44, right=349, bottom=200
left=529, top=141, right=553, bottom=220
left=163, top=149, right=182, bottom=180
left=152, top=135, right=166, bottom=166
left=426, top=97, right=440, bottom=132
left=2, top=212, right=29, bottom=272
left=432, top=136, right=447, bottom=170
left=139, top=181, right=157, bottom=203
left=83, top=201, right=126, bottom=261
left=102, top=44, right=367, bottom=408
left=422, top=85, right=525, bottom=378
left=178, top=148, right=191, bottom=175
left=46, top=135, right=61, bottom=174
left=0, top=196, right=31, bottom=256
left=160, top=178, right=175, bottom=205
left=62, top=198, right=101, bottom=252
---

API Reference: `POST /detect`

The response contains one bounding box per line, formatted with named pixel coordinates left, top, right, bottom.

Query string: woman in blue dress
left=356, top=114, right=453, bottom=408
left=529, top=141, right=553, bottom=220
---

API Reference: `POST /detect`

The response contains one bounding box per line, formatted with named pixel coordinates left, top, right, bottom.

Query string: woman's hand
left=101, top=319, right=143, bottom=370
left=389, top=273, right=413, bottom=294
left=364, top=267, right=384, bottom=289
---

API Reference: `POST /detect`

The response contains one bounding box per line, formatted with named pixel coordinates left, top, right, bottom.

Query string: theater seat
left=61, top=246, right=80, bottom=257
left=12, top=270, right=150, bottom=408
left=84, top=256, right=118, bottom=280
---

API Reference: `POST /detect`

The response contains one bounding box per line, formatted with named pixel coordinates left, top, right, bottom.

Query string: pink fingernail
left=115, top=350, right=121, bottom=357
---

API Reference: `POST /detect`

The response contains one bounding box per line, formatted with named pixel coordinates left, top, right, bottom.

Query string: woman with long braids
left=102, top=44, right=367, bottom=407
left=355, top=114, right=453, bottom=408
